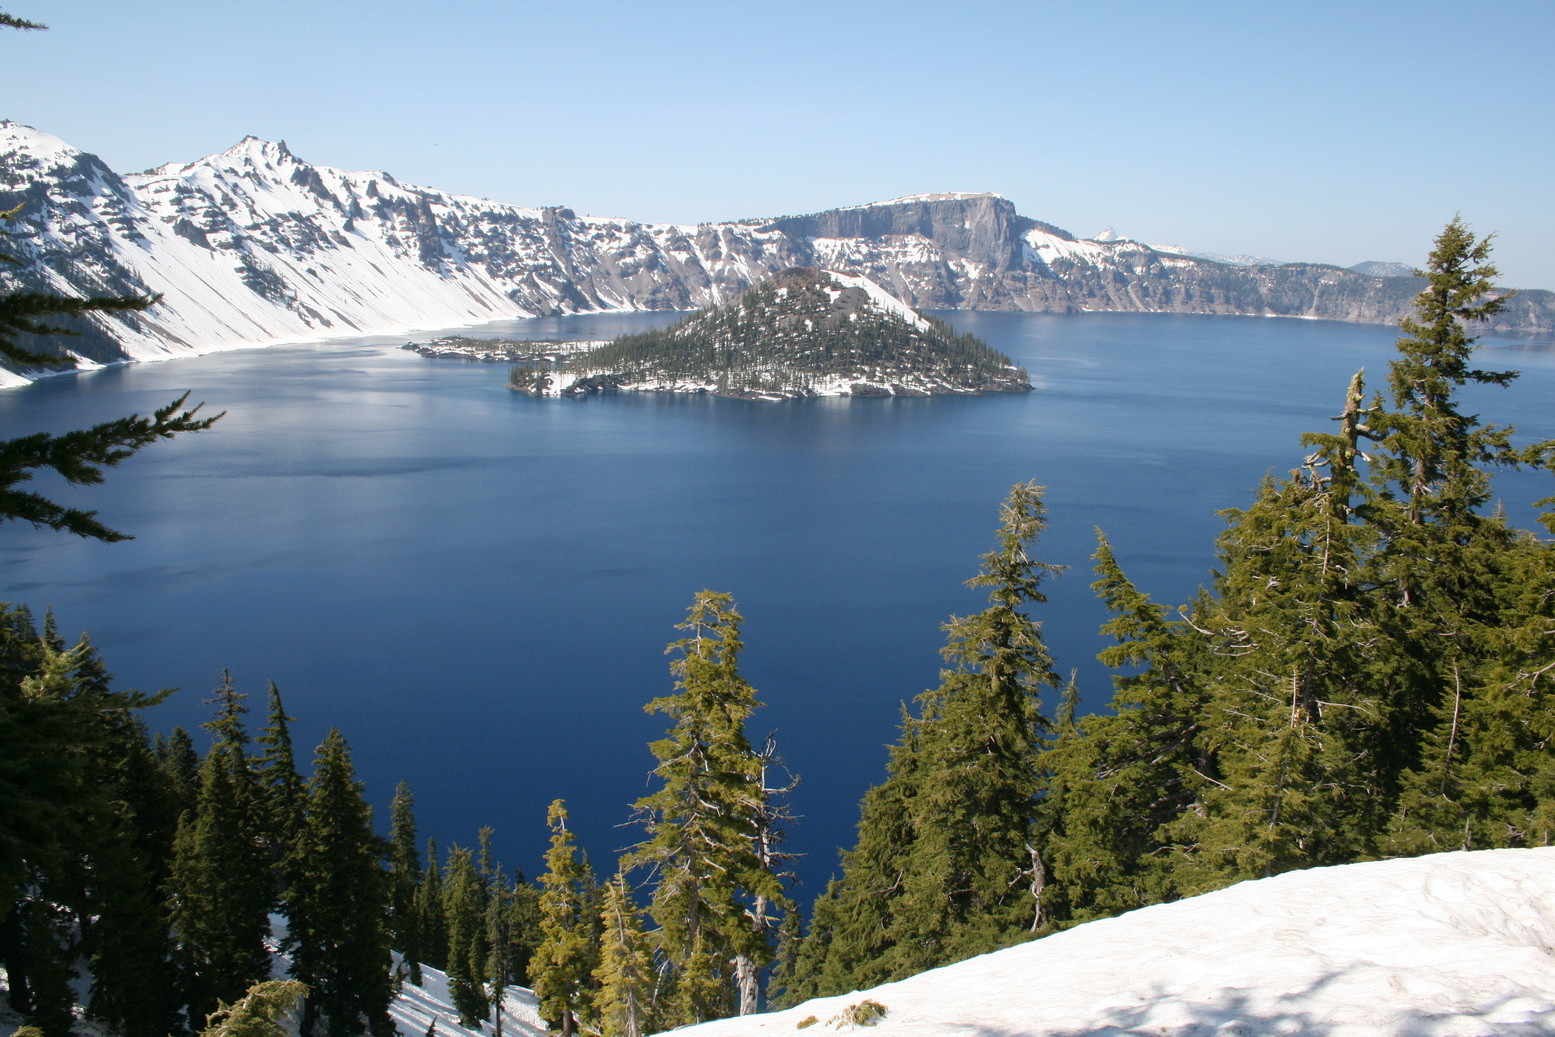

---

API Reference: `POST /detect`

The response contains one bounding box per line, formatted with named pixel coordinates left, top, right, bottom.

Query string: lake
left=2, top=311, right=1552, bottom=892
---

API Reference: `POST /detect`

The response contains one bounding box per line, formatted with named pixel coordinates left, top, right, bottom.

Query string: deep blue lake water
left=2, top=311, right=1552, bottom=893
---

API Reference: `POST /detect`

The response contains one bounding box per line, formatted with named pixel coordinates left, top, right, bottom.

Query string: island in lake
left=506, top=267, right=1033, bottom=399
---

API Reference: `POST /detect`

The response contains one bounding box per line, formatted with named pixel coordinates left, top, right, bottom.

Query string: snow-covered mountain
left=683, top=848, right=1555, bottom=1037
left=3, top=121, right=1552, bottom=386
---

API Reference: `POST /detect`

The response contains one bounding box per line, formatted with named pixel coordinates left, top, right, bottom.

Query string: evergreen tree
left=196, top=980, right=307, bottom=1037
left=388, top=782, right=424, bottom=985
left=284, top=729, right=394, bottom=1037
left=443, top=845, right=491, bottom=1028
left=591, top=874, right=654, bottom=1037
left=414, top=840, right=449, bottom=971
left=505, top=874, right=542, bottom=986
left=796, top=483, right=1061, bottom=994
left=533, top=801, right=598, bottom=1037
left=157, top=726, right=202, bottom=818
left=622, top=591, right=786, bottom=1025
left=255, top=683, right=305, bottom=864
left=167, top=742, right=273, bottom=1030
left=482, top=864, right=515, bottom=1037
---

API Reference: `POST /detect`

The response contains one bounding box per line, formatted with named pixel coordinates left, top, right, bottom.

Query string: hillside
left=4, top=122, right=1553, bottom=386
left=683, top=849, right=1555, bottom=1037
left=511, top=268, right=1031, bottom=398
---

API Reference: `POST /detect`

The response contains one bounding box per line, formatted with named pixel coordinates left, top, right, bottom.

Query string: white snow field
left=388, top=963, right=547, bottom=1037
left=679, top=848, right=1555, bottom=1037
left=3, top=850, right=1551, bottom=1037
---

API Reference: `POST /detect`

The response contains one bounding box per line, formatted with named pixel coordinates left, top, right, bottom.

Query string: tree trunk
left=735, top=954, right=759, bottom=1016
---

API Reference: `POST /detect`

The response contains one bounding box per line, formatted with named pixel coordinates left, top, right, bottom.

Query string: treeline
left=0, top=637, right=553, bottom=1037
left=511, top=267, right=1024, bottom=393
left=0, top=592, right=799, bottom=1037
left=778, top=218, right=1555, bottom=1001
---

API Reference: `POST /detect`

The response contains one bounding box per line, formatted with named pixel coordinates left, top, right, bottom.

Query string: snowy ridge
left=818, top=270, right=930, bottom=331
left=5, top=122, right=1550, bottom=386
left=683, top=849, right=1555, bottom=1037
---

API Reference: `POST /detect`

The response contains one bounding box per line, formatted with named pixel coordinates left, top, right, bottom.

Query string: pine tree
left=796, top=484, right=1063, bottom=994
left=157, top=726, right=202, bottom=818
left=505, top=874, right=542, bottom=986
left=167, top=741, right=273, bottom=1030
left=414, top=840, right=449, bottom=971
left=255, top=683, right=305, bottom=864
left=196, top=979, right=307, bottom=1037
left=388, top=782, right=425, bottom=985
left=533, top=801, right=598, bottom=1037
left=591, top=875, right=654, bottom=1037
left=482, top=864, right=515, bottom=1037
left=443, top=846, right=491, bottom=1028
left=284, top=729, right=394, bottom=1037
left=622, top=591, right=785, bottom=1025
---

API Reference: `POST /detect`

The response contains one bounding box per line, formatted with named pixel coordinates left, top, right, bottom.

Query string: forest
left=3, top=188, right=1554, bottom=1037
left=509, top=267, right=1028, bottom=397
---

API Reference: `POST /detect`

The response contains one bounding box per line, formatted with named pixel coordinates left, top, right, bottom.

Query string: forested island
left=508, top=268, right=1032, bottom=399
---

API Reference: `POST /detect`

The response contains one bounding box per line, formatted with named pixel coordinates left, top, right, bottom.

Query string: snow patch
left=680, top=849, right=1555, bottom=1037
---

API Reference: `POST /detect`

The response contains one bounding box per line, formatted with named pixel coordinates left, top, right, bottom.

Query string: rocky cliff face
left=2, top=122, right=1548, bottom=384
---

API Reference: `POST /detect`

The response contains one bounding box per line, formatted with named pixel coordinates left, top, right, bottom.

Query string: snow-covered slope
left=4, top=122, right=1553, bottom=387
left=390, top=963, right=545, bottom=1037
left=683, top=849, right=1555, bottom=1037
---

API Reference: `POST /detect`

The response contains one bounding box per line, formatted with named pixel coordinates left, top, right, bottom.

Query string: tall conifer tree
left=442, top=845, right=491, bottom=1028
left=795, top=483, right=1062, bottom=994
left=623, top=591, right=786, bottom=1025
left=533, top=801, right=598, bottom=1037
left=388, top=782, right=425, bottom=985
left=284, top=729, right=394, bottom=1037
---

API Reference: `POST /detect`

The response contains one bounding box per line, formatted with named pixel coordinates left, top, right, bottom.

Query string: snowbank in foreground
left=679, top=848, right=1555, bottom=1037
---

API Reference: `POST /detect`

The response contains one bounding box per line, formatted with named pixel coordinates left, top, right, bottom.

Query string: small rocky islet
left=506, top=267, right=1033, bottom=400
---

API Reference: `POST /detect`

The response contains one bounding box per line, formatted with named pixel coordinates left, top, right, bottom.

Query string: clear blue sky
left=6, top=0, right=1553, bottom=289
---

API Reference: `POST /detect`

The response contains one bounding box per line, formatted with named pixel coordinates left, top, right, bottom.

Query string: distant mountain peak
left=215, top=135, right=297, bottom=167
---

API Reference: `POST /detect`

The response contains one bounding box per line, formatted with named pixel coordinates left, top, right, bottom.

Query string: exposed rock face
left=2, top=122, right=1549, bottom=384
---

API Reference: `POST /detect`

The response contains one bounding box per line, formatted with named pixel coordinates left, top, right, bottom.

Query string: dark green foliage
left=443, top=845, right=491, bottom=1028
left=1031, top=218, right=1555, bottom=932
left=284, top=729, right=394, bottom=1037
left=796, top=484, right=1061, bottom=995
left=511, top=267, right=1027, bottom=396
left=255, top=683, right=305, bottom=861
left=168, top=739, right=273, bottom=1030
left=157, top=726, right=202, bottom=817
left=1040, top=537, right=1212, bottom=922
left=622, top=591, right=789, bottom=1025
left=0, top=606, right=180, bottom=1037
left=0, top=392, right=220, bottom=542
left=388, top=782, right=424, bottom=985
left=414, top=839, right=450, bottom=971
left=505, top=874, right=542, bottom=986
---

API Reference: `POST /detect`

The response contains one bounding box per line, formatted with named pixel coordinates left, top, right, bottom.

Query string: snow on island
left=510, top=268, right=1032, bottom=400
left=675, top=848, right=1555, bottom=1037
